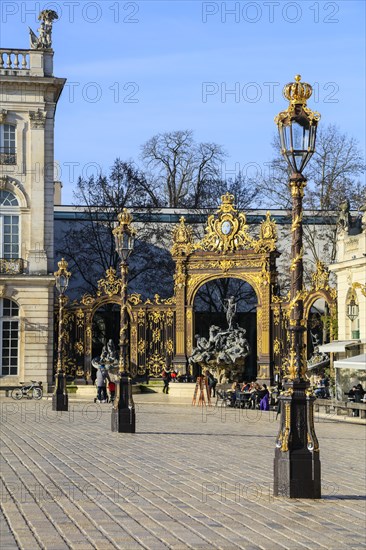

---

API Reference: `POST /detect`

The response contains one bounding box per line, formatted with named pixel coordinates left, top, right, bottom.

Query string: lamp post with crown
left=52, top=258, right=71, bottom=411
left=273, top=75, right=321, bottom=498
left=111, top=208, right=136, bottom=433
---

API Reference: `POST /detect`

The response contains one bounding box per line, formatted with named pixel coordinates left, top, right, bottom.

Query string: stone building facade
left=0, top=43, right=65, bottom=389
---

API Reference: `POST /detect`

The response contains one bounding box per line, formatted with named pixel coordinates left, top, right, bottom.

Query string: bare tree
left=261, top=125, right=365, bottom=211
left=258, top=125, right=365, bottom=286
left=57, top=159, right=174, bottom=298
left=141, top=130, right=227, bottom=207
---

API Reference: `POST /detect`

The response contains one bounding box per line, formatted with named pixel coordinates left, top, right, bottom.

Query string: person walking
left=96, top=367, right=109, bottom=403
left=162, top=366, right=172, bottom=394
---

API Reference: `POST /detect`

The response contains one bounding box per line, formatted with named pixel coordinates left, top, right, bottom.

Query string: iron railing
left=0, top=258, right=25, bottom=274
left=0, top=148, right=16, bottom=165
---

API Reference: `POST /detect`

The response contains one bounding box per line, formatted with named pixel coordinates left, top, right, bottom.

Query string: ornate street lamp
left=111, top=208, right=136, bottom=433
left=274, top=75, right=321, bottom=498
left=346, top=294, right=359, bottom=322
left=52, top=258, right=71, bottom=411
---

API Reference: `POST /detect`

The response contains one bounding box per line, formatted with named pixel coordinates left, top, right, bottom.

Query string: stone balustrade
left=0, top=48, right=53, bottom=77
left=0, top=49, right=30, bottom=74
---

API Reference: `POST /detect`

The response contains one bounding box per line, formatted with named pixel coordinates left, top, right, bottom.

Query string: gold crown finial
left=221, top=192, right=235, bottom=205
left=283, top=75, right=313, bottom=105
left=117, top=207, right=133, bottom=226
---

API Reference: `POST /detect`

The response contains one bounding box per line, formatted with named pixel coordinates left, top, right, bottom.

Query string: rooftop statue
left=29, top=10, right=58, bottom=50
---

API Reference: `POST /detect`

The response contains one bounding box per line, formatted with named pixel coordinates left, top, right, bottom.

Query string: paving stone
left=1, top=397, right=365, bottom=550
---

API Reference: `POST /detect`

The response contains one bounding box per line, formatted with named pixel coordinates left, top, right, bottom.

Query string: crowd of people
left=227, top=380, right=270, bottom=410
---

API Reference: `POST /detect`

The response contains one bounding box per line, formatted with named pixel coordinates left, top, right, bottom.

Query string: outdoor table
left=235, top=392, right=252, bottom=408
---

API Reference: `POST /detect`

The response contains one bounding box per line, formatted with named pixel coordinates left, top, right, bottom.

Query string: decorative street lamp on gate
left=111, top=208, right=136, bottom=433
left=273, top=75, right=321, bottom=498
left=53, top=258, right=71, bottom=411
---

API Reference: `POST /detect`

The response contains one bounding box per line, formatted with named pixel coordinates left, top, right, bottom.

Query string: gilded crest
left=257, top=211, right=277, bottom=251
left=97, top=267, right=122, bottom=297
left=196, top=193, right=255, bottom=253
left=171, top=216, right=194, bottom=256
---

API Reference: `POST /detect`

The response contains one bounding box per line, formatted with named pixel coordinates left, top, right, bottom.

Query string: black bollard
left=52, top=370, right=69, bottom=411
left=111, top=375, right=136, bottom=433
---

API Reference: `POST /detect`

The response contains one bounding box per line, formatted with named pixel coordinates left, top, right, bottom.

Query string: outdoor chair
left=215, top=390, right=230, bottom=407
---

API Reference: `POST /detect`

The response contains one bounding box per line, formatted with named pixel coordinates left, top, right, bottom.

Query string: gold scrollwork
left=196, top=193, right=255, bottom=253
left=81, top=293, right=95, bottom=306
left=137, top=309, right=145, bottom=326
left=256, top=211, right=277, bottom=252
left=137, top=338, right=146, bottom=355
left=74, top=340, right=84, bottom=355
left=129, top=293, right=142, bottom=305
left=97, top=267, right=122, bottom=298
left=166, top=339, right=174, bottom=355
left=147, top=352, right=166, bottom=377
left=273, top=306, right=280, bottom=325
left=75, top=308, right=84, bottom=327
left=171, top=216, right=195, bottom=257
left=218, top=260, right=236, bottom=272
left=273, top=338, right=281, bottom=356
left=290, top=248, right=304, bottom=271
left=291, top=212, right=303, bottom=232
left=166, top=309, right=174, bottom=326
left=352, top=282, right=366, bottom=298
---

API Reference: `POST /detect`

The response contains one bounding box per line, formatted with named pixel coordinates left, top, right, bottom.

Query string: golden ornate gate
left=58, top=194, right=336, bottom=385
left=171, top=193, right=279, bottom=382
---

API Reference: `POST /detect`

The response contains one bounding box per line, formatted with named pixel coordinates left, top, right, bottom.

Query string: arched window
left=0, top=299, right=19, bottom=376
left=0, top=190, right=19, bottom=260
left=0, top=124, right=16, bottom=165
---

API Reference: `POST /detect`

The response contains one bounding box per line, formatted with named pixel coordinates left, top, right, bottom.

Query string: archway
left=193, top=277, right=258, bottom=380
left=91, top=302, right=121, bottom=360
left=307, top=297, right=330, bottom=359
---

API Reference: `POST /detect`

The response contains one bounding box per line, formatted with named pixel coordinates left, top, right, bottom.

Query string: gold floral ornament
left=97, top=267, right=123, bottom=298
left=147, top=352, right=166, bottom=377
left=196, top=193, right=255, bottom=253
left=171, top=216, right=195, bottom=256
left=256, top=211, right=277, bottom=252
left=311, top=261, right=330, bottom=291
left=128, top=293, right=142, bottom=305
left=174, top=260, right=186, bottom=290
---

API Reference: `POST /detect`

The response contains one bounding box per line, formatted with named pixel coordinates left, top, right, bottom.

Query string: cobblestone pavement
left=1, top=397, right=365, bottom=550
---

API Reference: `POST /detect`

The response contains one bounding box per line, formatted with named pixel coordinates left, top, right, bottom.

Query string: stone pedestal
left=274, top=381, right=321, bottom=499
left=111, top=376, right=136, bottom=433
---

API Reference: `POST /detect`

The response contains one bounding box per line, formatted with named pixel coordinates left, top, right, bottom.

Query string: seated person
left=258, top=383, right=270, bottom=411
left=347, top=386, right=357, bottom=401
left=354, top=383, right=365, bottom=403
left=228, top=381, right=240, bottom=405
left=248, top=382, right=260, bottom=409
left=241, top=381, right=250, bottom=392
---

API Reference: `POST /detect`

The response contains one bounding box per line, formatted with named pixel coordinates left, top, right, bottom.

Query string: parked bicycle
left=11, top=381, right=43, bottom=400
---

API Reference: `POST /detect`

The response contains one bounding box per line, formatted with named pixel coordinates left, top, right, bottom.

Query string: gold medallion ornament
left=196, top=193, right=255, bottom=253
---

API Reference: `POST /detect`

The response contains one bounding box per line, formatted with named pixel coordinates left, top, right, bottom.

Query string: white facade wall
left=0, top=47, right=65, bottom=389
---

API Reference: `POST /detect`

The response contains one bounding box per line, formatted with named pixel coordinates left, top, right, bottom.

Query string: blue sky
left=1, top=0, right=365, bottom=204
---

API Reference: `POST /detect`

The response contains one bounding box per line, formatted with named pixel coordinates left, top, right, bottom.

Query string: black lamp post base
left=52, top=371, right=68, bottom=411
left=273, top=381, right=321, bottom=499
left=274, top=449, right=321, bottom=498
left=111, top=376, right=136, bottom=433
left=111, top=408, right=136, bottom=433
left=52, top=393, right=69, bottom=411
